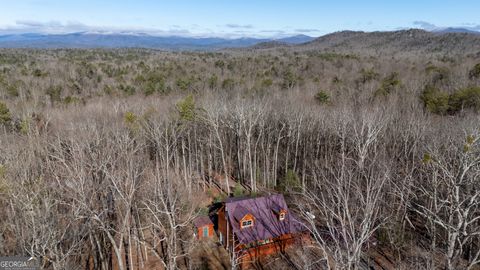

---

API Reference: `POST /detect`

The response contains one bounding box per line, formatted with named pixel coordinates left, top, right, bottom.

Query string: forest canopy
left=0, top=46, right=479, bottom=270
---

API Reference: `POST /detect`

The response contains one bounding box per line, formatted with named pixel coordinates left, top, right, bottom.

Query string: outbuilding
left=193, top=216, right=214, bottom=240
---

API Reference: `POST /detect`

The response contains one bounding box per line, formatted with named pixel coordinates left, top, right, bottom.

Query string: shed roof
left=193, top=216, right=213, bottom=228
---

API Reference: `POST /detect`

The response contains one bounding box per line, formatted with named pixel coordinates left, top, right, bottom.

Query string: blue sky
left=0, top=0, right=479, bottom=37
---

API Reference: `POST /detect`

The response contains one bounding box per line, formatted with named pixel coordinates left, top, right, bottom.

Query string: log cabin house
left=215, top=194, right=308, bottom=265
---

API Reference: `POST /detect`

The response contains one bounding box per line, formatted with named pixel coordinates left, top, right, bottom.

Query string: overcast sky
left=0, top=0, right=479, bottom=37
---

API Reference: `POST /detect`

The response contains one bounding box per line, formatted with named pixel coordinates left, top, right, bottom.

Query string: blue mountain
left=0, top=33, right=315, bottom=50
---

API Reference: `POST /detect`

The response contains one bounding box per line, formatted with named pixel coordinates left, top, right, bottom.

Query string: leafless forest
left=0, top=36, right=480, bottom=269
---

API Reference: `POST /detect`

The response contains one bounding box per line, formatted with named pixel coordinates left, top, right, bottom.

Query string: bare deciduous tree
left=413, top=129, right=480, bottom=270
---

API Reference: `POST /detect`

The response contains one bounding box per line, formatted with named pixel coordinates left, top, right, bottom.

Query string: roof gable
left=240, top=213, right=255, bottom=223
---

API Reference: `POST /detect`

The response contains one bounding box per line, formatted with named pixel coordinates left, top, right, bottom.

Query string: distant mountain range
left=0, top=32, right=315, bottom=50
left=0, top=28, right=479, bottom=51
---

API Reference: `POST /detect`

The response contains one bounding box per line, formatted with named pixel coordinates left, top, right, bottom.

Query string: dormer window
left=240, top=213, right=255, bottom=229
left=272, top=204, right=287, bottom=221
left=272, top=206, right=287, bottom=221
left=241, top=219, right=253, bottom=228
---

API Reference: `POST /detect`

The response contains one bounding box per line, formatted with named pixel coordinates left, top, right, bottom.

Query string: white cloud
left=0, top=20, right=196, bottom=36
left=0, top=20, right=90, bottom=34
left=225, top=24, right=254, bottom=29
left=294, top=28, right=320, bottom=33
left=413, top=21, right=438, bottom=30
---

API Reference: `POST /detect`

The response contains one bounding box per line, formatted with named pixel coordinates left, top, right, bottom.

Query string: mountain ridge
left=1, top=29, right=480, bottom=53
left=295, top=29, right=480, bottom=55
left=0, top=32, right=315, bottom=50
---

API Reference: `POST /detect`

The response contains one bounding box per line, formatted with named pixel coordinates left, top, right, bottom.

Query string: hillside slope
left=296, top=29, right=480, bottom=55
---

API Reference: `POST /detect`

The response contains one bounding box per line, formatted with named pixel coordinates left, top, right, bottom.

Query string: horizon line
left=1, top=28, right=471, bottom=39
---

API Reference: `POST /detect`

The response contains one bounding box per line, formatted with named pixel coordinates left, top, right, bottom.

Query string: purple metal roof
left=225, top=194, right=306, bottom=244
left=193, top=216, right=213, bottom=228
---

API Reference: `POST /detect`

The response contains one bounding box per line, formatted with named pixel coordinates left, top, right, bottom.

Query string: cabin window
left=241, top=219, right=253, bottom=228
left=219, top=232, right=223, bottom=244
left=203, top=227, right=209, bottom=237
left=279, top=212, right=286, bottom=221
